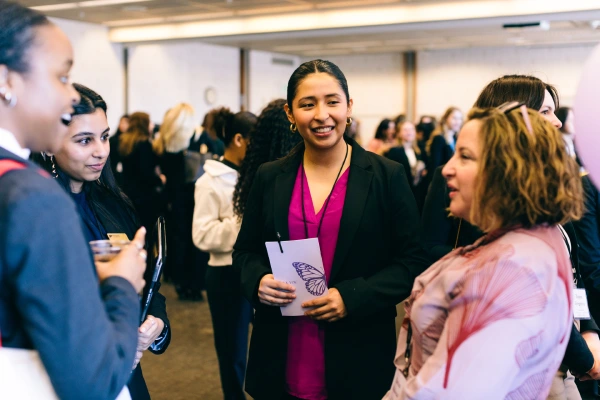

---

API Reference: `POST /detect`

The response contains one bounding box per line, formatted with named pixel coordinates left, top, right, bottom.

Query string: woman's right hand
left=258, top=274, right=296, bottom=306
left=95, top=227, right=147, bottom=293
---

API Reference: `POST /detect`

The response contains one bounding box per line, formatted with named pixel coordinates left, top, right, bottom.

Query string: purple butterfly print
left=292, top=262, right=327, bottom=296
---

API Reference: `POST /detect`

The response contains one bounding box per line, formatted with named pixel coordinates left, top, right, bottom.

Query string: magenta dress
left=385, top=226, right=573, bottom=400
left=285, top=165, right=349, bottom=400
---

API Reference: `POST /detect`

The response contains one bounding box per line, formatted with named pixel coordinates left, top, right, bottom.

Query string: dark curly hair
left=233, top=99, right=302, bottom=218
left=0, top=1, right=50, bottom=73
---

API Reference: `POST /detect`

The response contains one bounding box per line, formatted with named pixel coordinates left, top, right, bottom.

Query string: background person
left=119, top=111, right=165, bottom=230
left=193, top=108, right=256, bottom=400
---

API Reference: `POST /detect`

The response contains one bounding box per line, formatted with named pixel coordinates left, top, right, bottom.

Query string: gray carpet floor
left=140, top=283, right=239, bottom=400
left=141, top=282, right=404, bottom=400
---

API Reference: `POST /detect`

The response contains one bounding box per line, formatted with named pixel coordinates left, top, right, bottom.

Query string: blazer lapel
left=330, top=140, right=373, bottom=282
left=273, top=149, right=303, bottom=241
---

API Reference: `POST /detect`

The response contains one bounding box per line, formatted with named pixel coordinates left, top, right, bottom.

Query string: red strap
left=0, top=159, right=26, bottom=177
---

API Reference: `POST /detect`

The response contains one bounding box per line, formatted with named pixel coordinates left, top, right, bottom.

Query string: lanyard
left=300, top=143, right=349, bottom=239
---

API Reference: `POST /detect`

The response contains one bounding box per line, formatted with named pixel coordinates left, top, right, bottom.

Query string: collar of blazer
left=273, top=136, right=373, bottom=282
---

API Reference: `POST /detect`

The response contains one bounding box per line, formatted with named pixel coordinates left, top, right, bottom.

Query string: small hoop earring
left=346, top=117, right=353, bottom=127
left=0, top=87, right=17, bottom=108
left=290, top=123, right=297, bottom=133
left=50, top=156, right=58, bottom=179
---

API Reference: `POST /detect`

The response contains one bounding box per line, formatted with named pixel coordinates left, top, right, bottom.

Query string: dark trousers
left=206, top=265, right=253, bottom=400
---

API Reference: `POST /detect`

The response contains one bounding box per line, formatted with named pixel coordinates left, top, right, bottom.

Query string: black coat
left=385, top=146, right=428, bottom=212
left=422, top=166, right=597, bottom=375
left=232, top=137, right=430, bottom=400
left=86, top=183, right=171, bottom=399
left=427, top=134, right=453, bottom=172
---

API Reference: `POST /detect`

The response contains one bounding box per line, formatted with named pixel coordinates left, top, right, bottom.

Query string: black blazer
left=427, top=134, right=454, bottom=172
left=232, top=137, right=429, bottom=400
left=89, top=185, right=171, bottom=400
left=386, top=146, right=428, bottom=212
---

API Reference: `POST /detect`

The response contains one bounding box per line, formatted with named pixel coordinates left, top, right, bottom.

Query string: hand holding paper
left=258, top=274, right=296, bottom=306
left=303, top=287, right=347, bottom=322
left=265, top=238, right=329, bottom=316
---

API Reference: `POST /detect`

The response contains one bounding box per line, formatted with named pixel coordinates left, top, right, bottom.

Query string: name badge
left=107, top=233, right=130, bottom=241
left=574, top=288, right=591, bottom=320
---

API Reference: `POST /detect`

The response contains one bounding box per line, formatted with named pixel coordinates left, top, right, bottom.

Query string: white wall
left=248, top=50, right=300, bottom=115
left=303, top=53, right=405, bottom=145
left=51, top=17, right=124, bottom=132
left=416, top=44, right=596, bottom=119
left=127, top=41, right=241, bottom=126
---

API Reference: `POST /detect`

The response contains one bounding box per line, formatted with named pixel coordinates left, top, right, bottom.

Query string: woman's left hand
left=302, top=288, right=347, bottom=322
left=132, top=315, right=165, bottom=369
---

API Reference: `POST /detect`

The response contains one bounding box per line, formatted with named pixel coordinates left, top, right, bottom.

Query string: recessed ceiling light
left=31, top=0, right=152, bottom=12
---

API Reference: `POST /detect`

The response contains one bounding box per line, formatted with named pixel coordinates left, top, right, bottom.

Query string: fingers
left=302, top=296, right=328, bottom=309
left=132, top=227, right=146, bottom=249
left=139, top=316, right=156, bottom=334
left=259, top=292, right=294, bottom=305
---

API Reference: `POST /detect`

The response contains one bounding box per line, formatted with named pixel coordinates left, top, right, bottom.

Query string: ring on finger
left=139, top=250, right=147, bottom=260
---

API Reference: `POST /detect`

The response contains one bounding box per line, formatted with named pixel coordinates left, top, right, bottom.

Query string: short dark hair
left=286, top=59, right=350, bottom=110
left=0, top=1, right=50, bottom=73
left=474, top=75, right=559, bottom=110
left=72, top=83, right=107, bottom=116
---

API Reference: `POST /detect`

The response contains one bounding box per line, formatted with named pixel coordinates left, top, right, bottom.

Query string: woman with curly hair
left=233, top=98, right=302, bottom=219
left=386, top=105, right=582, bottom=399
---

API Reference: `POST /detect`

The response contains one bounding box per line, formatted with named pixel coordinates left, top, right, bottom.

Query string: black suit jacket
left=89, top=185, right=171, bottom=400
left=233, top=137, right=429, bottom=400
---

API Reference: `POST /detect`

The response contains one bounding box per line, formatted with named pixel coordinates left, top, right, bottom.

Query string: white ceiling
left=19, top=0, right=600, bottom=56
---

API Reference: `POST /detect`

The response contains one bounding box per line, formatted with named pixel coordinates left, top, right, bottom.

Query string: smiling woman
left=35, top=83, right=172, bottom=400
left=0, top=2, right=146, bottom=399
left=233, top=59, right=429, bottom=400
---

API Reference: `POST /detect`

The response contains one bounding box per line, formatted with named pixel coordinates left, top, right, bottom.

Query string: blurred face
left=564, top=110, right=575, bottom=136
left=385, top=121, right=395, bottom=141
left=442, top=119, right=482, bottom=222
left=54, top=109, right=110, bottom=192
left=446, top=110, right=463, bottom=133
left=285, top=72, right=353, bottom=152
left=1, top=24, right=79, bottom=153
left=118, top=116, right=129, bottom=132
left=539, top=90, right=561, bottom=129
left=399, top=121, right=416, bottom=144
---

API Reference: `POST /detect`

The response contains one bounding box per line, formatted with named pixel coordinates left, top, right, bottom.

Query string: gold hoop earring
left=290, top=123, right=297, bottom=133
left=50, top=156, right=58, bottom=179
left=346, top=117, right=353, bottom=127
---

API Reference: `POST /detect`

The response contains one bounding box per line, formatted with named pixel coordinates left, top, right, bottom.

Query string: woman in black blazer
left=119, top=111, right=165, bottom=230
left=37, top=84, right=171, bottom=400
left=233, top=60, right=429, bottom=400
left=386, top=120, right=428, bottom=212
left=425, top=106, right=463, bottom=172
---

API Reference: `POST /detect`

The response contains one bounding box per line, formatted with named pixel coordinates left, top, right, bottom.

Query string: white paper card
left=574, top=288, right=591, bottom=320
left=265, top=238, right=328, bottom=316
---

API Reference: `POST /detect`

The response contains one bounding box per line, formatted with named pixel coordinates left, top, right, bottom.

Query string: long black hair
left=0, top=1, right=50, bottom=73
left=34, top=83, right=137, bottom=225
left=233, top=99, right=302, bottom=218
